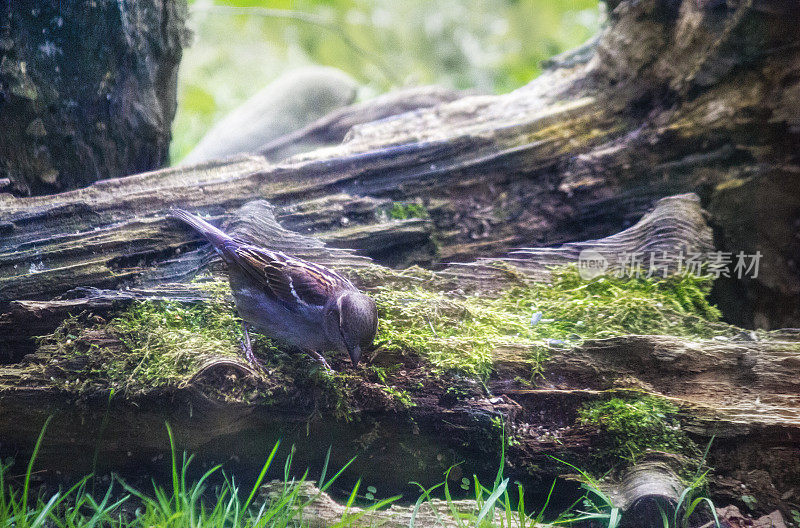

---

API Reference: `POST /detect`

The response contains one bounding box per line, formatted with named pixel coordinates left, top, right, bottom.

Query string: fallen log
left=2, top=1, right=798, bottom=327
left=1, top=194, right=798, bottom=519
left=1, top=0, right=799, bottom=520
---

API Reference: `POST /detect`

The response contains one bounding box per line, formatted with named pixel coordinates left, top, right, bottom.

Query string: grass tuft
left=0, top=419, right=397, bottom=528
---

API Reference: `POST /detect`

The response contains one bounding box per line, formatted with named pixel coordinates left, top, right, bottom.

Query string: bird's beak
left=349, top=345, right=361, bottom=366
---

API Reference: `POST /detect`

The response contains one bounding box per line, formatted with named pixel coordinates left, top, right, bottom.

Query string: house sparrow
left=170, top=209, right=377, bottom=370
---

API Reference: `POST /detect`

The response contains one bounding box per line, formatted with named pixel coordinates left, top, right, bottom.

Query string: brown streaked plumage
left=170, top=209, right=378, bottom=369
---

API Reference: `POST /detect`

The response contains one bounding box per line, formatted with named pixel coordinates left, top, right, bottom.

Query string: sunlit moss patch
left=42, top=266, right=733, bottom=393
left=386, top=202, right=429, bottom=220
left=40, top=283, right=278, bottom=395
left=578, top=395, right=698, bottom=463
left=372, top=266, right=734, bottom=379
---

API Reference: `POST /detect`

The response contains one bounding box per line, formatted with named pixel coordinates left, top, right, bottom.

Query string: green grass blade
left=700, top=497, right=721, bottom=528
left=502, top=487, right=513, bottom=528
left=684, top=497, right=720, bottom=528
left=516, top=482, right=526, bottom=528
left=318, top=446, right=331, bottom=488
left=550, top=456, right=614, bottom=508
left=22, top=415, right=53, bottom=516
left=608, top=507, right=621, bottom=528
left=535, top=478, right=557, bottom=523
left=30, top=492, right=59, bottom=528
left=657, top=502, right=670, bottom=528
left=494, top=423, right=506, bottom=489
left=329, top=495, right=400, bottom=528
left=319, top=455, right=356, bottom=493
left=243, top=440, right=280, bottom=512
left=693, top=435, right=715, bottom=482
left=674, top=488, right=691, bottom=527
left=442, top=468, right=467, bottom=528
left=476, top=478, right=508, bottom=525
left=164, top=422, right=180, bottom=507
left=344, top=479, right=361, bottom=512
left=91, top=389, right=114, bottom=494
left=408, top=482, right=444, bottom=528
left=553, top=512, right=612, bottom=524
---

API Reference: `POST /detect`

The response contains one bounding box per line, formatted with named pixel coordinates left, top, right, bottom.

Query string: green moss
left=102, top=299, right=247, bottom=387
left=42, top=279, right=365, bottom=416
left=42, top=281, right=277, bottom=395
left=43, top=266, right=732, bottom=395
left=578, top=395, right=697, bottom=463
left=373, top=266, right=733, bottom=379
left=387, top=202, right=428, bottom=220
left=369, top=365, right=417, bottom=409
left=307, top=369, right=358, bottom=422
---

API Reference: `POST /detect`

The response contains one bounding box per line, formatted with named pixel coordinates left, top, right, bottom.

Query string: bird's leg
left=307, top=350, right=332, bottom=372
left=240, top=322, right=261, bottom=368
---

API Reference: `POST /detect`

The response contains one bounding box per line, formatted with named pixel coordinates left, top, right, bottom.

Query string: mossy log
left=2, top=0, right=798, bottom=326
left=1, top=0, right=800, bottom=520
left=1, top=193, right=799, bottom=518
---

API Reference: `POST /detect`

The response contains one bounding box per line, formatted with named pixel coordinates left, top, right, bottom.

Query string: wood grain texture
left=1, top=0, right=799, bottom=515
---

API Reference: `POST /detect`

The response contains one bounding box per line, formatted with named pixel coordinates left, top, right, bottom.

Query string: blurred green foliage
left=173, top=0, right=602, bottom=161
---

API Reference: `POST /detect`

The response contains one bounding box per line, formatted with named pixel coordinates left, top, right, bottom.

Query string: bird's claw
left=308, top=350, right=333, bottom=372
left=243, top=344, right=263, bottom=369
left=241, top=322, right=262, bottom=369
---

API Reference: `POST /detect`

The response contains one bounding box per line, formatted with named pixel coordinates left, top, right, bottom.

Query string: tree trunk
left=0, top=0, right=189, bottom=196
left=1, top=0, right=799, bottom=521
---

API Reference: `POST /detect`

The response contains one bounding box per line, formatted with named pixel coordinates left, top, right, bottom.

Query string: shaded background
left=172, top=0, right=602, bottom=162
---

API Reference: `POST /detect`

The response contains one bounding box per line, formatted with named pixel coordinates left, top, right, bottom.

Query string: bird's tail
left=169, top=209, right=236, bottom=262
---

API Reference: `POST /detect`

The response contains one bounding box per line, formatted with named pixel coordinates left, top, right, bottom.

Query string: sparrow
left=169, top=209, right=378, bottom=370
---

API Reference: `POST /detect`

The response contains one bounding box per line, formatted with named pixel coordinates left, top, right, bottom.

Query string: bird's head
left=325, top=291, right=377, bottom=366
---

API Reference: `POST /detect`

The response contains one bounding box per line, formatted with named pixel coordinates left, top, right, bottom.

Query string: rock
left=754, top=510, right=787, bottom=528
left=716, top=505, right=787, bottom=528
left=180, top=67, right=359, bottom=165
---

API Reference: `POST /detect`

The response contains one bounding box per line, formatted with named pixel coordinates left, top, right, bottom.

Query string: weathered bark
left=1, top=0, right=799, bottom=520
left=259, top=480, right=484, bottom=528
left=1, top=194, right=799, bottom=519
left=0, top=0, right=189, bottom=195
left=258, top=473, right=680, bottom=528
left=0, top=191, right=706, bottom=353
left=2, top=1, right=798, bottom=325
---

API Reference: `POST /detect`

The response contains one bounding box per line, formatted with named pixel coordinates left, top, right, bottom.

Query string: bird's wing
left=232, top=245, right=354, bottom=310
